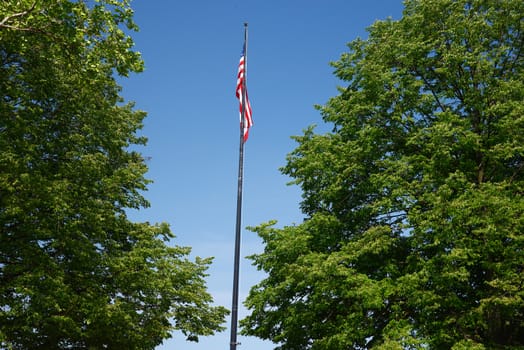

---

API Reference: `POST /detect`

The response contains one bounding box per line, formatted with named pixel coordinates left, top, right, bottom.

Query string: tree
left=241, top=0, right=524, bottom=348
left=0, top=1, right=227, bottom=348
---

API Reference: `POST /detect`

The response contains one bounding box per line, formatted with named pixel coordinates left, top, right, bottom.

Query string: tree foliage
left=241, top=0, right=524, bottom=348
left=0, top=1, right=227, bottom=348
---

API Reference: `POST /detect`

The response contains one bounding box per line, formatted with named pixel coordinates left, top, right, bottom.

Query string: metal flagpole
left=230, top=22, right=248, bottom=350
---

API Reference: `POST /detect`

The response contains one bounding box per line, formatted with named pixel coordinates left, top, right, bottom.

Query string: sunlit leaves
left=241, top=0, right=523, bottom=348
left=0, top=1, right=227, bottom=349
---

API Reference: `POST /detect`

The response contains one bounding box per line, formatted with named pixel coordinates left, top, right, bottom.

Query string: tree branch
left=0, top=1, right=38, bottom=30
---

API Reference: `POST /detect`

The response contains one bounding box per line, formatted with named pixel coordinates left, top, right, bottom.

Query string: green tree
left=0, top=1, right=227, bottom=348
left=241, top=0, right=523, bottom=349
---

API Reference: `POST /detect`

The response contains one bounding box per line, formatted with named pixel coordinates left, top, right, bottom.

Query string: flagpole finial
left=244, top=22, right=248, bottom=27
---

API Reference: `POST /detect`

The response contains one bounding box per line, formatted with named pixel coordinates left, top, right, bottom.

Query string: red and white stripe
left=236, top=53, right=253, bottom=142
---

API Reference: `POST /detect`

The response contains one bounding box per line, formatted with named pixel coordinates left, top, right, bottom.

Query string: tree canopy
left=0, top=1, right=227, bottom=348
left=241, top=0, right=523, bottom=348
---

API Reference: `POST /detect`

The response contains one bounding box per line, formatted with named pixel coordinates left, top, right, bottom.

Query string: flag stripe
left=236, top=52, right=253, bottom=142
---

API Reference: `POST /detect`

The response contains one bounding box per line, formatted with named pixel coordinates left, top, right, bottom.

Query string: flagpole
left=230, top=22, right=248, bottom=350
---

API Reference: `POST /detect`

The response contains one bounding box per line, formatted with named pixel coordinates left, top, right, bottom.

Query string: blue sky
left=120, top=1, right=404, bottom=349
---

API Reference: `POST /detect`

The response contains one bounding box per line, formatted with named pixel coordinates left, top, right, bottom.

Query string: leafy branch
left=0, top=1, right=38, bottom=31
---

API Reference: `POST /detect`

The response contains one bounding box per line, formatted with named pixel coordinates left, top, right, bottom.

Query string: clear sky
left=120, top=1, right=405, bottom=349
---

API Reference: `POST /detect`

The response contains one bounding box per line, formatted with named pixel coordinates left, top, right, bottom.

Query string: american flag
left=236, top=48, right=253, bottom=142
